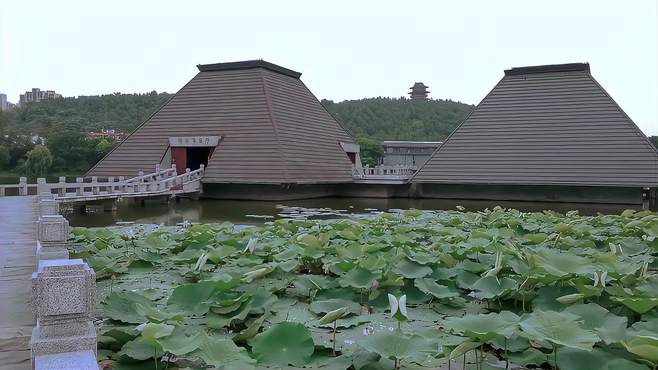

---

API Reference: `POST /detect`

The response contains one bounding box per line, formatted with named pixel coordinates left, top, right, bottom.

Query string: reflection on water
left=62, top=197, right=639, bottom=227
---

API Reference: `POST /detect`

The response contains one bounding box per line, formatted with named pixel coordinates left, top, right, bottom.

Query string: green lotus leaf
left=251, top=322, right=314, bottom=366
left=138, top=323, right=174, bottom=340
left=167, top=279, right=240, bottom=316
left=563, top=303, right=627, bottom=344
left=194, top=334, right=256, bottom=370
left=293, top=274, right=333, bottom=291
left=628, top=317, right=658, bottom=338
left=207, top=298, right=253, bottom=328
left=276, top=259, right=299, bottom=272
left=557, top=347, right=650, bottom=370
left=309, top=298, right=361, bottom=316
left=414, top=278, right=460, bottom=299
left=622, top=336, right=658, bottom=362
left=507, top=347, right=549, bottom=367
left=338, top=267, right=378, bottom=289
left=103, top=291, right=152, bottom=324
left=298, top=233, right=329, bottom=248
left=233, top=314, right=268, bottom=342
left=118, top=336, right=163, bottom=360
left=157, top=326, right=203, bottom=356
left=358, top=330, right=430, bottom=361
left=392, top=259, right=433, bottom=279
left=471, top=276, right=517, bottom=299
left=612, top=297, right=658, bottom=314
left=530, top=248, right=594, bottom=277
left=448, top=340, right=481, bottom=359
left=519, top=310, right=599, bottom=351
left=443, top=311, right=520, bottom=341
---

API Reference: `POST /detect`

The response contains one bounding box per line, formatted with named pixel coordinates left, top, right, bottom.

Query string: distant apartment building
left=381, top=141, right=442, bottom=166
left=18, top=88, right=62, bottom=105
left=0, top=93, right=7, bottom=111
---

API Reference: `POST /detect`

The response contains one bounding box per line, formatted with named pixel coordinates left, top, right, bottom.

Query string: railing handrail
left=0, top=164, right=205, bottom=200
left=353, top=164, right=418, bottom=179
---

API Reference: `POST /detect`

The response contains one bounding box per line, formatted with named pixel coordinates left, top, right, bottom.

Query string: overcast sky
left=1, top=0, right=656, bottom=135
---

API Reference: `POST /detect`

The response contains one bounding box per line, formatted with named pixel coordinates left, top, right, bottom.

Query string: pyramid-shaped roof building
left=88, top=60, right=357, bottom=184
left=413, top=63, right=658, bottom=187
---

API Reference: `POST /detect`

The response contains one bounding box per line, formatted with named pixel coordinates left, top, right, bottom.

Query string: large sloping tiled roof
left=412, top=63, right=658, bottom=187
left=88, top=60, right=356, bottom=184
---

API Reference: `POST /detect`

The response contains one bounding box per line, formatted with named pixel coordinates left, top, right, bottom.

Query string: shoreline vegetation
left=71, top=207, right=658, bottom=370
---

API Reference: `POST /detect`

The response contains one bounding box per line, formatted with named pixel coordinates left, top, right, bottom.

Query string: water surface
left=63, top=197, right=638, bottom=227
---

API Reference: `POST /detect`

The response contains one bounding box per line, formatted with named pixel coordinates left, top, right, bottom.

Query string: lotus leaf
left=251, top=322, right=314, bottom=366
left=519, top=310, right=599, bottom=351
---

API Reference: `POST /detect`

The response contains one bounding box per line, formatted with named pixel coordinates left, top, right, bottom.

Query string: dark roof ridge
left=197, top=59, right=302, bottom=79
left=505, top=63, right=590, bottom=76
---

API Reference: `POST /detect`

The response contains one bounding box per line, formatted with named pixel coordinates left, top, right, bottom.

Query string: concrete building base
left=414, top=184, right=647, bottom=205
left=202, top=182, right=655, bottom=209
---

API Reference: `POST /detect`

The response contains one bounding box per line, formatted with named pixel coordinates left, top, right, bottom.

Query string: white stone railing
left=31, top=194, right=99, bottom=369
left=0, top=164, right=205, bottom=201
left=353, top=164, right=418, bottom=179
left=0, top=177, right=31, bottom=196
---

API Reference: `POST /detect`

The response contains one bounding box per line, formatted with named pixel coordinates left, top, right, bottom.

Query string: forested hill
left=3, top=92, right=473, bottom=142
left=3, top=91, right=173, bottom=135
left=322, top=97, right=474, bottom=141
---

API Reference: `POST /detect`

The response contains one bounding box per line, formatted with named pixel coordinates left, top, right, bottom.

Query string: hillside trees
left=24, top=145, right=53, bottom=177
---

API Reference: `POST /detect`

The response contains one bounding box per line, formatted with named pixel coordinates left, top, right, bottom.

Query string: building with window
left=88, top=60, right=362, bottom=200
left=412, top=63, right=658, bottom=205
left=18, top=88, right=62, bottom=105
left=0, top=93, right=7, bottom=111
left=381, top=141, right=441, bottom=166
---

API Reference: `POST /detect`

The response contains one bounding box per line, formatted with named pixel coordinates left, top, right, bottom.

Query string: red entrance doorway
left=169, top=136, right=220, bottom=174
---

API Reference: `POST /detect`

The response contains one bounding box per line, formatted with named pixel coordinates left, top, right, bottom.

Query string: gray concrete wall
left=416, top=183, right=646, bottom=205
left=202, top=181, right=652, bottom=206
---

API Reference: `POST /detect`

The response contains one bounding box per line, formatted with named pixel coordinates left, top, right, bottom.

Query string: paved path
left=0, top=196, right=37, bottom=370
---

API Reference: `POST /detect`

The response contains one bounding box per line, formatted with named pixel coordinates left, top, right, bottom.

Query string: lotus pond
left=71, top=207, right=658, bottom=370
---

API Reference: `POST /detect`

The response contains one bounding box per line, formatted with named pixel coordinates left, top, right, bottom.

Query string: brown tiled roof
left=412, top=63, right=658, bottom=187
left=87, top=61, right=355, bottom=184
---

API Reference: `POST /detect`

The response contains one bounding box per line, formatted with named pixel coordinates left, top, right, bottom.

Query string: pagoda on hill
left=409, top=82, right=429, bottom=100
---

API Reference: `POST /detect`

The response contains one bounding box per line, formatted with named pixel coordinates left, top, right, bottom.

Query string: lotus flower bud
left=387, top=293, right=408, bottom=321
left=371, top=279, right=380, bottom=290
left=556, top=293, right=585, bottom=305
left=319, top=307, right=348, bottom=325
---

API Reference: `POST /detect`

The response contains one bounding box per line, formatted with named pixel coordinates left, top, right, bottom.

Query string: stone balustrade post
left=57, top=177, right=66, bottom=197
left=30, top=259, right=97, bottom=367
left=75, top=178, right=83, bottom=196
left=19, top=177, right=28, bottom=196
left=107, top=177, right=114, bottom=194
left=118, top=176, right=125, bottom=193
left=36, top=215, right=70, bottom=264
left=91, top=177, right=99, bottom=195
left=39, top=199, right=59, bottom=217
left=37, top=178, right=48, bottom=196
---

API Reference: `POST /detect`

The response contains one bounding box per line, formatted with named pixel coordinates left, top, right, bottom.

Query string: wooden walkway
left=0, top=196, right=37, bottom=370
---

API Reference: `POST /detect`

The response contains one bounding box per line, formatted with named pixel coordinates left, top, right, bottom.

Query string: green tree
left=0, top=145, right=9, bottom=169
left=24, top=145, right=53, bottom=177
left=95, top=139, right=114, bottom=161
left=357, top=138, right=384, bottom=166
left=46, top=130, right=97, bottom=172
left=322, top=97, right=473, bottom=142
left=649, top=136, right=658, bottom=149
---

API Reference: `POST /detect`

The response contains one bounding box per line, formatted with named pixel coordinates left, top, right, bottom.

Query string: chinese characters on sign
left=168, top=136, right=221, bottom=147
